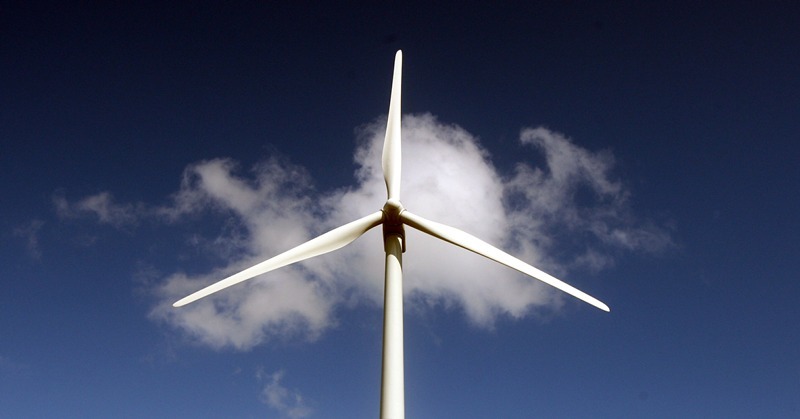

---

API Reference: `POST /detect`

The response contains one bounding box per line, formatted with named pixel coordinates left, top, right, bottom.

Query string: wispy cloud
left=259, top=370, right=313, bottom=419
left=59, top=114, right=672, bottom=349
left=506, top=127, right=673, bottom=270
left=54, top=191, right=143, bottom=227
left=13, top=219, right=44, bottom=259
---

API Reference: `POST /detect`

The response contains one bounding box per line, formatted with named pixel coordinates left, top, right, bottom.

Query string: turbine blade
left=382, top=50, right=402, bottom=201
left=173, top=211, right=384, bottom=307
left=401, top=211, right=610, bottom=312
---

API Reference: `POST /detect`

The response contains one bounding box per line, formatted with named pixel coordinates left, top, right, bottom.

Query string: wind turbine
left=174, top=50, right=610, bottom=419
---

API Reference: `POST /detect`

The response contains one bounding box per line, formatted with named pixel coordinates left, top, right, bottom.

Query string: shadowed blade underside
left=382, top=50, right=402, bottom=202
left=401, top=211, right=610, bottom=312
left=173, top=211, right=383, bottom=307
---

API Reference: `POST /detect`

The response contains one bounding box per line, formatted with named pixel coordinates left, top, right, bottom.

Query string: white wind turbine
left=174, top=50, right=609, bottom=419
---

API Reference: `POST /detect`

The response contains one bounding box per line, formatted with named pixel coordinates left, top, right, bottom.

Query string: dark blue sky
left=2, top=2, right=799, bottom=418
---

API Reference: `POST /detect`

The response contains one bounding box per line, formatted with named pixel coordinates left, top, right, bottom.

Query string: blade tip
left=173, top=298, right=189, bottom=308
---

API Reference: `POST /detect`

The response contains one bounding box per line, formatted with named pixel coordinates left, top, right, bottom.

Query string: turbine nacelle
left=382, top=199, right=406, bottom=252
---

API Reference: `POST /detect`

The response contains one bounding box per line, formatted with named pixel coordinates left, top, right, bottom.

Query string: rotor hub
left=382, top=199, right=406, bottom=252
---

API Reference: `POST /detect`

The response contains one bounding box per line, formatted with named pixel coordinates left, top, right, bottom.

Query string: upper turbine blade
left=401, top=211, right=610, bottom=312
left=173, top=211, right=384, bottom=307
left=382, top=50, right=402, bottom=201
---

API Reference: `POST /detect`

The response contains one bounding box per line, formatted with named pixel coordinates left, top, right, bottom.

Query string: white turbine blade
left=382, top=50, right=402, bottom=201
left=173, top=211, right=384, bottom=307
left=401, top=211, right=610, bottom=312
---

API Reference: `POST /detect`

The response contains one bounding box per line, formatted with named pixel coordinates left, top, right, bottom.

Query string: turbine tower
left=174, top=50, right=610, bottom=419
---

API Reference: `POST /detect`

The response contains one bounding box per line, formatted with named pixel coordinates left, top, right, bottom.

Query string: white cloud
left=260, top=370, right=313, bottom=419
left=60, top=114, right=672, bottom=349
left=150, top=268, right=333, bottom=350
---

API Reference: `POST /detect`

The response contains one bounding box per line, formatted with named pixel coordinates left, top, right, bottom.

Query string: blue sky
left=2, top=2, right=799, bottom=418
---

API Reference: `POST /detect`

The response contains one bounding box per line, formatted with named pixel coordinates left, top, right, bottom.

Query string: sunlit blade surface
left=382, top=50, right=402, bottom=201
left=401, top=211, right=610, bottom=312
left=174, top=211, right=384, bottom=307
